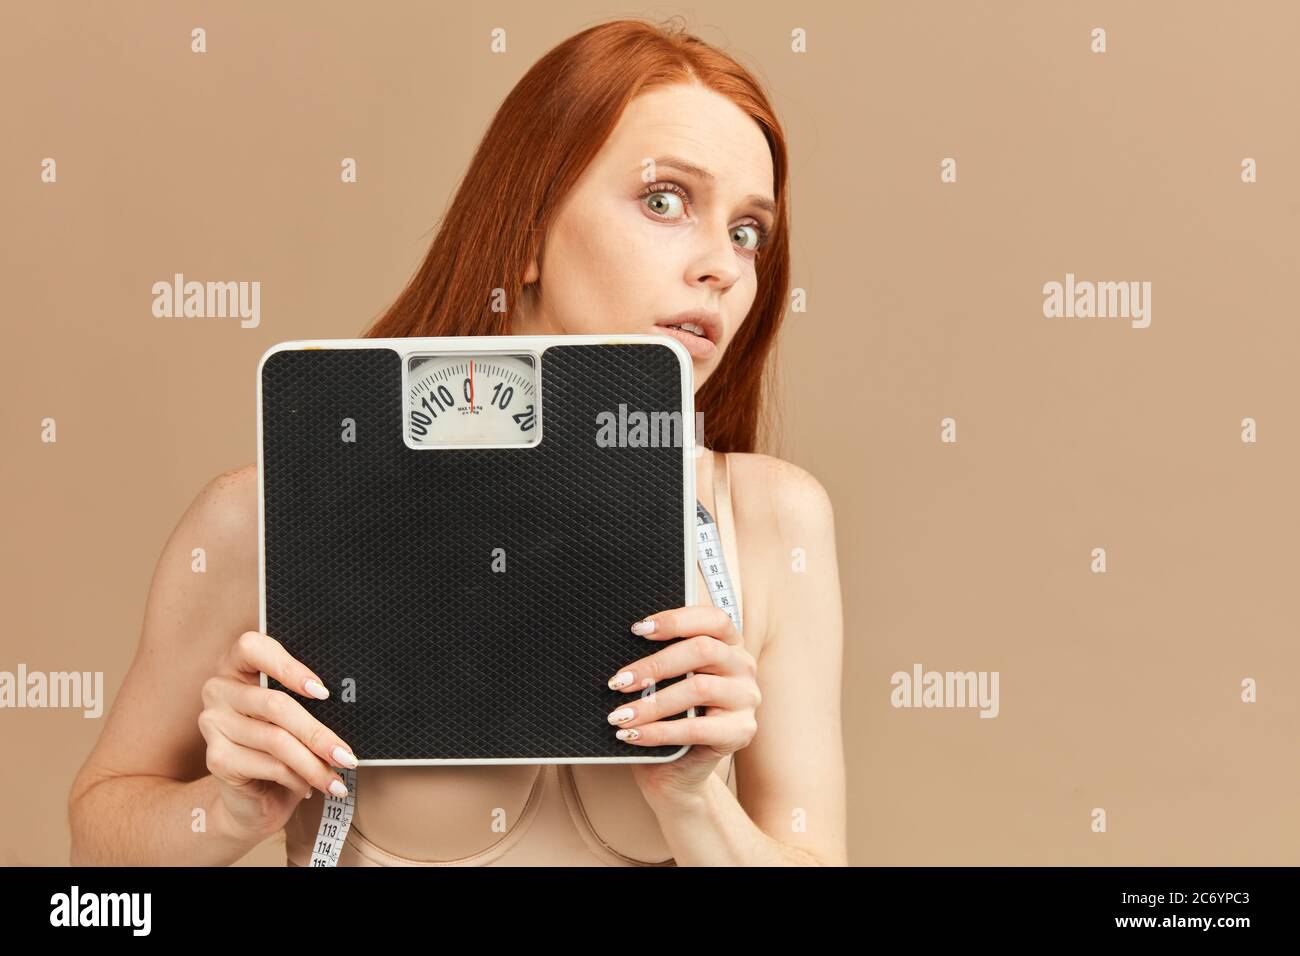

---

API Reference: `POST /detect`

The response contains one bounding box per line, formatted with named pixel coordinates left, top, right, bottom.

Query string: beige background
left=2, top=1, right=1297, bottom=865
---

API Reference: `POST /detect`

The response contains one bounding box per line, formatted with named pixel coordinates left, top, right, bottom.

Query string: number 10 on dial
left=404, top=351, right=541, bottom=448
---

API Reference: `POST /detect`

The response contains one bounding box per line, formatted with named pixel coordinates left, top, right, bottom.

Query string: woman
left=68, top=17, right=846, bottom=866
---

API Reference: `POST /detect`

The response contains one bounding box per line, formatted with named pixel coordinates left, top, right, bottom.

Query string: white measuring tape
left=695, top=500, right=742, bottom=634
left=304, top=500, right=741, bottom=867
left=308, top=766, right=356, bottom=866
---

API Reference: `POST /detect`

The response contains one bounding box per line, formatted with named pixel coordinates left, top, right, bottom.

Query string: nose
left=685, top=219, right=742, bottom=292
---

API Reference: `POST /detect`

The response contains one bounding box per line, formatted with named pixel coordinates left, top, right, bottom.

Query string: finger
left=205, top=676, right=358, bottom=770
left=222, top=630, right=330, bottom=700
left=612, top=711, right=756, bottom=751
left=220, top=711, right=349, bottom=797
left=207, top=735, right=314, bottom=798
left=630, top=606, right=741, bottom=647
left=608, top=634, right=755, bottom=693
left=208, top=676, right=361, bottom=775
left=605, top=671, right=758, bottom=727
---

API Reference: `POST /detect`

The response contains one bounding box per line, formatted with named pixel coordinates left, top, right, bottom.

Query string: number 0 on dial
left=404, top=352, right=541, bottom=448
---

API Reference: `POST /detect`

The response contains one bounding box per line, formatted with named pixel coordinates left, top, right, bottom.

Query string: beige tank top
left=282, top=450, right=746, bottom=866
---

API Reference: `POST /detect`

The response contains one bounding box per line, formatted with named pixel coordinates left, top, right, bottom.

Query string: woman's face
left=511, top=81, right=776, bottom=388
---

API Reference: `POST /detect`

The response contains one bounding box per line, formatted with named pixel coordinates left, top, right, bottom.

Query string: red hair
left=362, top=17, right=790, bottom=454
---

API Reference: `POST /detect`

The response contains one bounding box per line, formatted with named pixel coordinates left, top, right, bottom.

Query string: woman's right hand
left=199, top=630, right=357, bottom=842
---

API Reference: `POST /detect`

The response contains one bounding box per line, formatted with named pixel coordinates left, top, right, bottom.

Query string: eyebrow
left=643, top=155, right=777, bottom=218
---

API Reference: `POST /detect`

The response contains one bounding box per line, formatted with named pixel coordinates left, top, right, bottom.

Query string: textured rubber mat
left=259, top=342, right=691, bottom=761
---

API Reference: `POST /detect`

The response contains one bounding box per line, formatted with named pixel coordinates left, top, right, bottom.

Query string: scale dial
left=405, top=352, right=539, bottom=447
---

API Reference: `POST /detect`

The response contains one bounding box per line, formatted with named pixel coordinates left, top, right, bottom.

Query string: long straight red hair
left=362, top=17, right=790, bottom=454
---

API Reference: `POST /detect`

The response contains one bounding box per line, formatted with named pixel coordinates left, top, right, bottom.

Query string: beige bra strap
left=711, top=449, right=744, bottom=631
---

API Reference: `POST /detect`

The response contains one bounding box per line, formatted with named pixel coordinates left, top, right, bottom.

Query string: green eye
left=644, top=190, right=686, bottom=218
left=732, top=224, right=762, bottom=250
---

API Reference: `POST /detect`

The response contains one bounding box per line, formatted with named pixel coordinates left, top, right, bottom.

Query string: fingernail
left=329, top=779, right=348, bottom=798
left=616, top=727, right=641, bottom=741
left=630, top=618, right=656, bottom=635
left=332, top=746, right=358, bottom=769
left=304, top=789, right=313, bottom=800
left=607, top=670, right=635, bottom=689
left=607, top=707, right=635, bottom=724
left=304, top=679, right=329, bottom=700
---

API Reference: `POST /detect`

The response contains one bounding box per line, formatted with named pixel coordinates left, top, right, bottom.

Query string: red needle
left=468, top=359, right=475, bottom=411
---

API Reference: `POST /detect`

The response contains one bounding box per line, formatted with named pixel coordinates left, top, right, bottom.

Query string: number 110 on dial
left=404, top=352, right=540, bottom=448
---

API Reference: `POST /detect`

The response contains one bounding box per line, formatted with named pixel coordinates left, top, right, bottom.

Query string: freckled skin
left=511, top=81, right=776, bottom=389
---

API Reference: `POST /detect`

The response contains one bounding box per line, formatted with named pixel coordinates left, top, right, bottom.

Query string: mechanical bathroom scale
left=257, top=334, right=699, bottom=766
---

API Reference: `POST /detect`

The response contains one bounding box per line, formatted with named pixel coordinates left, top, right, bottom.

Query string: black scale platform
left=259, top=341, right=692, bottom=762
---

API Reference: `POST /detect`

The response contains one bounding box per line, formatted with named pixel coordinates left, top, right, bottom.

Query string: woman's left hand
left=605, top=606, right=761, bottom=804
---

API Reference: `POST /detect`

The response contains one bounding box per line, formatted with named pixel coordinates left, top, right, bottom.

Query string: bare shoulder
left=722, top=453, right=838, bottom=660
left=192, top=463, right=258, bottom=533
left=726, top=452, right=835, bottom=538
left=149, top=462, right=260, bottom=631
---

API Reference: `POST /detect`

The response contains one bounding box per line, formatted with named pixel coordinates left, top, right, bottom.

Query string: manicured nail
left=304, top=789, right=313, bottom=800
left=607, top=707, right=635, bottom=724
left=630, top=618, right=656, bottom=635
left=329, top=779, right=349, bottom=798
left=607, top=670, right=635, bottom=690
left=332, top=746, right=358, bottom=769
left=616, top=727, right=641, bottom=741
left=304, top=679, right=329, bottom=700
